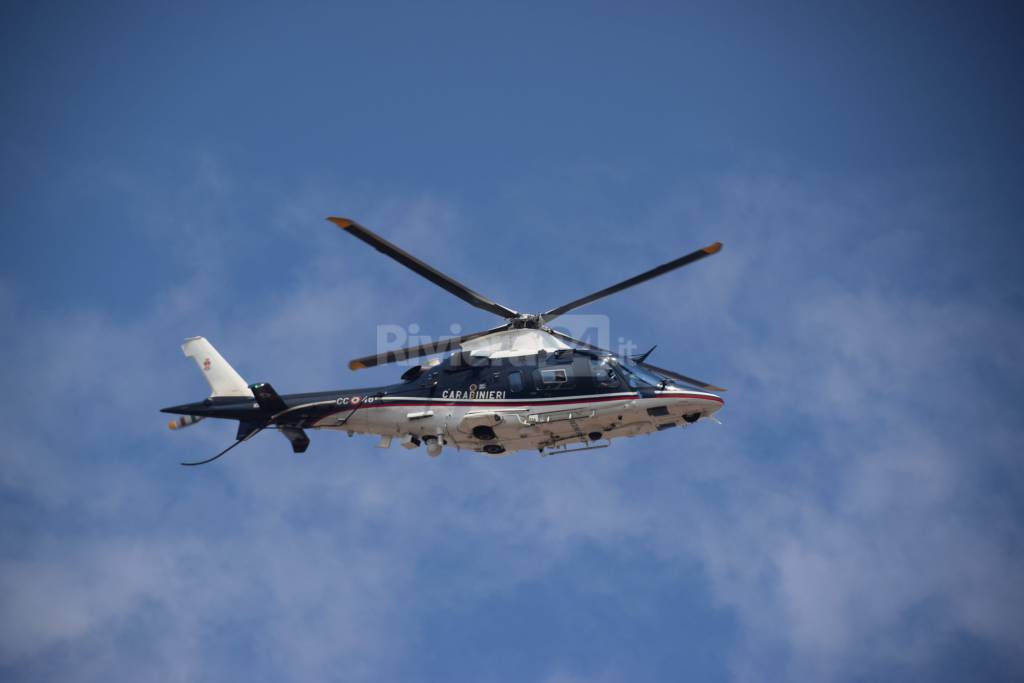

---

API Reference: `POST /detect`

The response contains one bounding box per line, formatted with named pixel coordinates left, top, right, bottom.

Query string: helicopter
left=161, top=217, right=726, bottom=465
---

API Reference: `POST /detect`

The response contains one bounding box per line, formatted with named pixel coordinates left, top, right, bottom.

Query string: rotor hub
left=509, top=314, right=543, bottom=329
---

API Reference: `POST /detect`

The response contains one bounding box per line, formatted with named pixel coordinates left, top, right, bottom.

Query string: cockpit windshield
left=612, top=356, right=665, bottom=388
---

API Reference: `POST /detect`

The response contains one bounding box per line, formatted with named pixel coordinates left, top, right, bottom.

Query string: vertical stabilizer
left=181, top=336, right=254, bottom=398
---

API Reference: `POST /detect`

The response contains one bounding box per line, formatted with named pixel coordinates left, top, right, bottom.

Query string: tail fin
left=181, top=337, right=254, bottom=398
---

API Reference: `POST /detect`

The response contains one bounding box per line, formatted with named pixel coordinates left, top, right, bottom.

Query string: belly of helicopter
left=311, top=389, right=724, bottom=456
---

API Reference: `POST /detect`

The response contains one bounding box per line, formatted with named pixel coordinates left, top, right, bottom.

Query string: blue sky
left=2, top=2, right=1023, bottom=681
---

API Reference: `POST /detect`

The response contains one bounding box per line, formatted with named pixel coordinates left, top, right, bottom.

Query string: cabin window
left=540, top=368, right=569, bottom=385
left=508, top=371, right=523, bottom=392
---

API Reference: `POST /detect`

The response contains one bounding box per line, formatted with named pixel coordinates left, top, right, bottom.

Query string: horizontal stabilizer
left=280, top=427, right=310, bottom=453
left=250, top=382, right=288, bottom=414
left=236, top=420, right=262, bottom=441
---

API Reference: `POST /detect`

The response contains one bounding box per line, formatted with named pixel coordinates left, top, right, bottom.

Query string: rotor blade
left=328, top=217, right=519, bottom=319
left=180, top=428, right=263, bottom=466
left=637, top=360, right=726, bottom=392
left=348, top=323, right=511, bottom=370
left=541, top=242, right=723, bottom=321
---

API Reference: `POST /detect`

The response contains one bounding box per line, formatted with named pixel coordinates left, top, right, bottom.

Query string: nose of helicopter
left=658, top=385, right=724, bottom=421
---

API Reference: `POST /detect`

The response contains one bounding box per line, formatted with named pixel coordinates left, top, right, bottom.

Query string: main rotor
left=327, top=217, right=725, bottom=391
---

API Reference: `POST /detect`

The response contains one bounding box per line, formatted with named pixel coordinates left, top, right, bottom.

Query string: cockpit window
left=615, top=357, right=664, bottom=388
left=590, top=357, right=620, bottom=387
